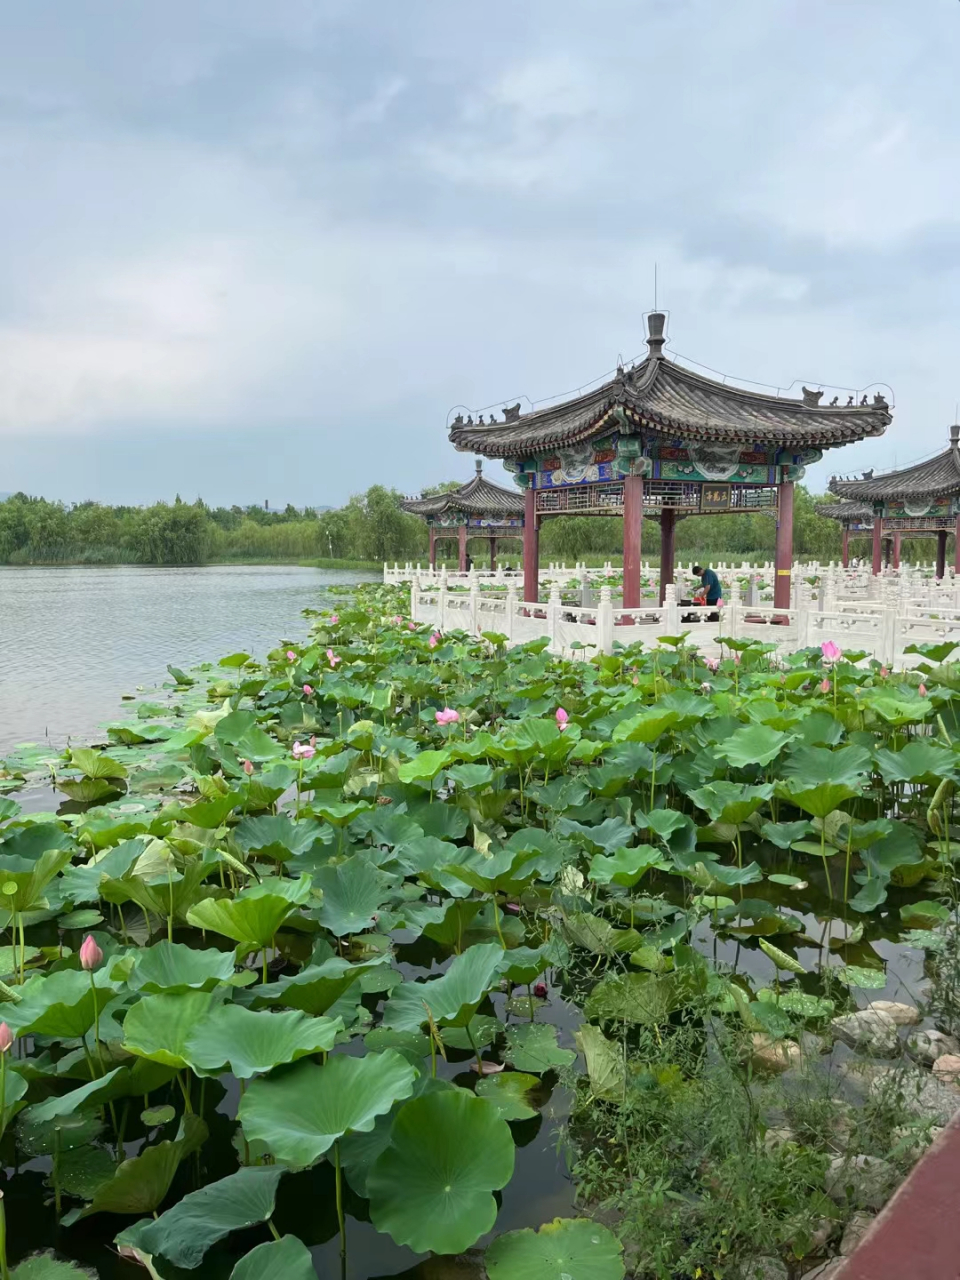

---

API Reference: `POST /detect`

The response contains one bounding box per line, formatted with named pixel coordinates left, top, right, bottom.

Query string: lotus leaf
left=382, top=941, right=504, bottom=1030
left=836, top=964, right=887, bottom=988
left=116, top=1165, right=284, bottom=1270
left=122, top=990, right=220, bottom=1069
left=238, top=1049, right=417, bottom=1167
left=127, top=940, right=238, bottom=993
left=476, top=1071, right=541, bottom=1120
left=27, top=1068, right=126, bottom=1123
left=3, top=969, right=118, bottom=1039
left=504, top=1023, right=576, bottom=1073
left=230, top=1236, right=318, bottom=1280
left=367, top=1087, right=515, bottom=1255
left=486, top=1218, right=624, bottom=1280
left=186, top=875, right=312, bottom=949
left=588, top=845, right=661, bottom=887
left=758, top=938, right=805, bottom=974
left=715, top=724, right=795, bottom=769
left=688, top=782, right=773, bottom=825
left=585, top=970, right=677, bottom=1026
left=256, top=955, right=383, bottom=1015
left=11, top=1256, right=96, bottom=1279
left=313, top=855, right=392, bottom=936
left=183, top=1005, right=342, bottom=1078
left=233, top=814, right=320, bottom=862
left=71, top=1115, right=207, bottom=1220
left=574, top=1024, right=624, bottom=1101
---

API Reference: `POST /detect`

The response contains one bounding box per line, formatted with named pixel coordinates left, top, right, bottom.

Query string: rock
left=806, top=1218, right=840, bottom=1252
left=825, top=1154, right=896, bottom=1210
left=762, top=1125, right=796, bottom=1153
left=840, top=1210, right=875, bottom=1255
left=869, top=1069, right=960, bottom=1125
left=741, top=1258, right=788, bottom=1280
left=751, top=1034, right=802, bottom=1074
left=933, top=1054, right=960, bottom=1087
left=831, top=1009, right=899, bottom=1057
left=868, top=1000, right=920, bottom=1026
left=892, top=1122, right=942, bottom=1163
left=906, top=1028, right=959, bottom=1066
left=801, top=1262, right=845, bottom=1279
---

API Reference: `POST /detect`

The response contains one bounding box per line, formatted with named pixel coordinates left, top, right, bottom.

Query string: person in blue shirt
left=693, top=565, right=722, bottom=606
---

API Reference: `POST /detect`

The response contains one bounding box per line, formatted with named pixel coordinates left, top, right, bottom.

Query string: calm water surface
left=0, top=564, right=380, bottom=755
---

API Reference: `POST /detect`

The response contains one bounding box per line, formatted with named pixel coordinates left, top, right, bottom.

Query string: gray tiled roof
left=449, top=347, right=891, bottom=459
left=402, top=465, right=523, bottom=517
left=816, top=500, right=874, bottom=523
left=830, top=439, right=960, bottom=502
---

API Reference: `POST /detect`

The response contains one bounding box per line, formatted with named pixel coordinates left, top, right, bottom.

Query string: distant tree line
left=0, top=484, right=932, bottom=567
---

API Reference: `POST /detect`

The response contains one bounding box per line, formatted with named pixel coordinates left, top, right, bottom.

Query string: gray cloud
left=1, top=0, right=960, bottom=505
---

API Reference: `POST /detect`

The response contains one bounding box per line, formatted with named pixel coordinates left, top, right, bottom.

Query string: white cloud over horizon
left=2, top=0, right=960, bottom=505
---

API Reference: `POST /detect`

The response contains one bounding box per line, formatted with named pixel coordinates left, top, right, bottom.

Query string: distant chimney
left=646, top=312, right=667, bottom=359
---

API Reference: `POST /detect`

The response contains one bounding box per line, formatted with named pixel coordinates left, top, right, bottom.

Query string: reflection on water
left=0, top=564, right=379, bottom=756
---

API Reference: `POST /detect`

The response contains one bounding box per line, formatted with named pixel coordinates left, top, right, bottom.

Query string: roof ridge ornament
left=645, top=311, right=667, bottom=359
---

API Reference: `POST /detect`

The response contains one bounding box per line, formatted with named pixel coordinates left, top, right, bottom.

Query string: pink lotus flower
left=533, top=980, right=548, bottom=999
left=733, top=652, right=742, bottom=666
left=303, top=684, right=313, bottom=696
left=880, top=667, right=890, bottom=679
left=556, top=707, right=569, bottom=731
left=286, top=650, right=296, bottom=662
left=820, top=678, right=831, bottom=694
left=242, top=759, right=254, bottom=776
left=327, top=649, right=341, bottom=667
left=429, top=632, right=441, bottom=649
left=704, top=657, right=719, bottom=672
left=919, top=683, right=928, bottom=696
left=408, top=621, right=416, bottom=631
left=330, top=614, right=339, bottom=624
left=0, top=1023, right=14, bottom=1054
left=394, top=615, right=403, bottom=624
left=821, top=640, right=842, bottom=663
left=504, top=903, right=521, bottom=915
left=292, top=741, right=316, bottom=761
left=470, top=1060, right=505, bottom=1075
left=435, top=707, right=460, bottom=726
left=79, top=935, right=103, bottom=972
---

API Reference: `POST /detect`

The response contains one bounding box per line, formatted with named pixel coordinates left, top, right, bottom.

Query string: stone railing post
left=409, top=573, right=419, bottom=621
left=881, top=579, right=898, bottom=666
left=663, top=582, right=680, bottom=634
left=724, top=578, right=740, bottom=642
left=597, top=585, right=614, bottom=655
left=504, top=584, right=517, bottom=644
left=547, top=584, right=562, bottom=650
left=469, top=574, right=480, bottom=634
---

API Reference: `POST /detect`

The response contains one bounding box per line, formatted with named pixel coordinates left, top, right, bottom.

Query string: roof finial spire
left=475, top=457, right=482, bottom=475
left=646, top=310, right=666, bottom=360
left=951, top=422, right=960, bottom=454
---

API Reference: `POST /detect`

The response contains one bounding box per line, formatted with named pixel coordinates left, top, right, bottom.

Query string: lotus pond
left=1, top=586, right=959, bottom=1280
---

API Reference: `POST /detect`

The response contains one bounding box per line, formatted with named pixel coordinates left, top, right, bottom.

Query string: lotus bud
left=919, top=683, right=928, bottom=696
left=555, top=707, right=569, bottom=731
left=819, top=678, right=831, bottom=694
left=470, top=1060, right=505, bottom=1075
left=533, top=980, right=548, bottom=999
left=242, top=759, right=254, bottom=776
left=330, top=614, right=339, bottom=624
left=286, top=650, right=296, bottom=662
left=79, top=935, right=103, bottom=972
left=0, top=1023, right=14, bottom=1054
left=820, top=639, right=842, bottom=663
left=303, top=684, right=313, bottom=696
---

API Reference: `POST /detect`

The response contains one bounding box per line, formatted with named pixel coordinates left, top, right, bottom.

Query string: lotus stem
left=820, top=827, right=833, bottom=898
left=334, top=1140, right=347, bottom=1260
left=0, top=1190, right=7, bottom=1280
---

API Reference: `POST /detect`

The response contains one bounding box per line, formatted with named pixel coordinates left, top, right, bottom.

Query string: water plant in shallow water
left=0, top=588, right=956, bottom=1276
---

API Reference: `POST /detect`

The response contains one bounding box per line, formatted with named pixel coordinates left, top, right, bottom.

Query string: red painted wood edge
left=833, top=1106, right=960, bottom=1280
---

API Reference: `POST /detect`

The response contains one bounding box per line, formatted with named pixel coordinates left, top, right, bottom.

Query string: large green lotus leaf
left=687, top=782, right=773, bottom=825
left=339, top=1074, right=454, bottom=1198
left=165, top=790, right=243, bottom=830
left=555, top=817, right=634, bottom=854
left=69, top=748, right=128, bottom=780
left=442, top=845, right=554, bottom=896
left=64, top=844, right=148, bottom=906
left=476, top=1071, right=540, bottom=1120
left=486, top=1218, right=624, bottom=1280
left=715, top=724, right=795, bottom=769
left=760, top=820, right=813, bottom=849
left=368, top=1088, right=515, bottom=1255
left=758, top=938, right=805, bottom=974
left=498, top=944, right=552, bottom=986
left=127, top=940, right=238, bottom=993
left=504, top=1023, right=576, bottom=1074
left=0, top=824, right=73, bottom=860
left=611, top=708, right=679, bottom=744
left=0, top=1064, right=29, bottom=1113
left=234, top=814, right=320, bottom=862
left=558, top=913, right=640, bottom=957
left=777, top=779, right=861, bottom=820
left=864, top=692, right=933, bottom=726
left=11, top=1255, right=96, bottom=1279
left=184, top=1005, right=342, bottom=1078
left=382, top=942, right=504, bottom=1030
left=27, top=1068, right=127, bottom=1124
left=874, top=741, right=956, bottom=785
left=230, top=1236, right=318, bottom=1280
left=116, top=1165, right=284, bottom=1270
left=122, top=990, right=219, bottom=1069
left=57, top=777, right=122, bottom=804
left=584, top=971, right=677, bottom=1026
left=3, top=969, right=118, bottom=1038
left=397, top=751, right=451, bottom=784
left=72, top=1115, right=207, bottom=1220
left=238, top=1050, right=417, bottom=1168
left=186, top=876, right=312, bottom=948
left=313, top=856, right=393, bottom=936
left=0, top=847, right=73, bottom=913
left=781, top=744, right=871, bottom=788
left=255, top=955, right=385, bottom=1015
left=574, top=1025, right=624, bottom=1101
left=588, top=846, right=662, bottom=888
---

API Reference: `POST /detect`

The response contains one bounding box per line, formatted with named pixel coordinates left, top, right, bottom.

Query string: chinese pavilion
left=402, top=460, right=524, bottom=570
left=815, top=500, right=881, bottom=568
left=449, top=313, right=891, bottom=607
left=829, top=425, right=960, bottom=578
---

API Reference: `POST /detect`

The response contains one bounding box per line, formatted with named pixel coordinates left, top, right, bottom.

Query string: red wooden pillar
left=841, top=525, right=849, bottom=569
left=884, top=538, right=891, bottom=569
left=523, top=488, right=539, bottom=603
left=659, top=508, right=676, bottom=606
left=872, top=517, right=883, bottom=575
left=893, top=532, right=901, bottom=570
left=773, top=480, right=794, bottom=610
left=622, top=473, right=644, bottom=610
left=489, top=537, right=497, bottom=570
left=458, top=524, right=467, bottom=572
left=937, top=529, right=947, bottom=579
left=429, top=526, right=437, bottom=570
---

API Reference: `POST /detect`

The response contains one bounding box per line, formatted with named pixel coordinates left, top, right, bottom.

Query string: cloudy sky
left=2, top=1, right=960, bottom=507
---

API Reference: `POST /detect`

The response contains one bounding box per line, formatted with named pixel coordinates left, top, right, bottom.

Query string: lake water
left=0, top=564, right=381, bottom=757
